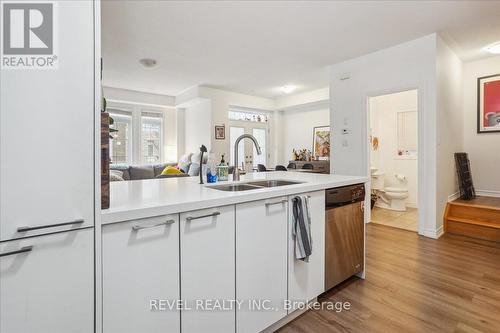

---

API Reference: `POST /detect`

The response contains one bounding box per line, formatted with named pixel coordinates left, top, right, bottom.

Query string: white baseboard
left=476, top=189, right=500, bottom=198
left=420, top=225, right=444, bottom=239
left=448, top=192, right=460, bottom=202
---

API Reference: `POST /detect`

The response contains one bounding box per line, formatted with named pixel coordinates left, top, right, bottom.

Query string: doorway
left=228, top=108, right=270, bottom=173
left=368, top=89, right=419, bottom=232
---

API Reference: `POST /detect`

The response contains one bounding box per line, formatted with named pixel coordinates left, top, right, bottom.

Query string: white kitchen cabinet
left=0, top=228, right=94, bottom=333
left=102, top=215, right=180, bottom=333
left=287, top=191, right=326, bottom=311
left=236, top=197, right=288, bottom=333
left=0, top=1, right=95, bottom=241
left=180, top=206, right=235, bottom=333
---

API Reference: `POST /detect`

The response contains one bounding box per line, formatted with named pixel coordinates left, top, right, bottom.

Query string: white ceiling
left=102, top=0, right=500, bottom=98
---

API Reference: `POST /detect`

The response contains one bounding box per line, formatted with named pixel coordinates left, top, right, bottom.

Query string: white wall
left=436, top=36, right=464, bottom=225
left=106, top=99, right=178, bottom=164
left=177, top=86, right=331, bottom=166
left=177, top=86, right=276, bottom=162
left=329, top=34, right=438, bottom=238
left=275, top=87, right=330, bottom=166
left=463, top=55, right=500, bottom=195
left=198, top=87, right=276, bottom=162
left=274, top=88, right=329, bottom=110
left=182, top=99, right=212, bottom=155
left=103, top=86, right=175, bottom=107
left=369, top=90, right=418, bottom=207
left=278, top=108, right=330, bottom=165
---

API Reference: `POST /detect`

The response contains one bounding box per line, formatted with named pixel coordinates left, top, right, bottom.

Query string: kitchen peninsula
left=101, top=171, right=367, bottom=333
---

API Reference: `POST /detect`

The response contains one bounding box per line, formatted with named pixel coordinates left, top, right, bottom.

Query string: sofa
left=110, top=152, right=208, bottom=181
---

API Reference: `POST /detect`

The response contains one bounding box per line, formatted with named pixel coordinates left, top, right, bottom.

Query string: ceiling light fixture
left=139, top=58, right=157, bottom=69
left=485, top=42, right=500, bottom=54
left=280, top=85, right=297, bottom=94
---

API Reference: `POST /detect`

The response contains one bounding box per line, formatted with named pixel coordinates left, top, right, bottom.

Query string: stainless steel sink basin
left=246, top=180, right=303, bottom=187
left=207, top=179, right=303, bottom=191
left=208, top=184, right=262, bottom=192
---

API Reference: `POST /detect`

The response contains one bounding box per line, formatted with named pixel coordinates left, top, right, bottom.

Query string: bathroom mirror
left=396, top=110, right=417, bottom=158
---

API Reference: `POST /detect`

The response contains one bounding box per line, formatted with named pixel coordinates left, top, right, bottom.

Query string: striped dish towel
left=292, top=195, right=312, bottom=262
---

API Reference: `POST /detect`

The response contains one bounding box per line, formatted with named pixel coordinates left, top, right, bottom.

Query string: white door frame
left=229, top=120, right=269, bottom=171
left=364, top=87, right=427, bottom=236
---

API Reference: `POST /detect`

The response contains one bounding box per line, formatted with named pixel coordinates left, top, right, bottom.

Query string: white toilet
left=371, top=171, right=409, bottom=211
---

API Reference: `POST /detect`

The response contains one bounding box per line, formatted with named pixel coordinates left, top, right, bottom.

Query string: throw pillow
left=188, top=163, right=200, bottom=176
left=161, top=166, right=183, bottom=175
left=110, top=164, right=131, bottom=180
left=190, top=152, right=208, bottom=164
left=178, top=161, right=191, bottom=173
left=110, top=170, right=124, bottom=182
left=178, top=153, right=192, bottom=165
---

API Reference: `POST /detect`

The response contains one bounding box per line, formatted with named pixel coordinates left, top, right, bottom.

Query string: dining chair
left=257, top=164, right=267, bottom=172
left=275, top=165, right=287, bottom=171
left=302, top=163, right=314, bottom=170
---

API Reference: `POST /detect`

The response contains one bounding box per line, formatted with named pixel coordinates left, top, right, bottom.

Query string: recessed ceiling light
left=139, top=58, right=157, bottom=69
left=280, top=85, right=297, bottom=94
left=485, top=42, right=500, bottom=54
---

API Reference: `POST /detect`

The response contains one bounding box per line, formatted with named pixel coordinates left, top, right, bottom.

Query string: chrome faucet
left=233, top=134, right=262, bottom=181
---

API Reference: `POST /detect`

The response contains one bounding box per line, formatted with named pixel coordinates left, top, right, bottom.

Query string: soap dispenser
left=217, top=154, right=229, bottom=181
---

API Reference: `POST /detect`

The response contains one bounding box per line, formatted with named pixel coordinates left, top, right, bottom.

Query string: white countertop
left=101, top=171, right=368, bottom=224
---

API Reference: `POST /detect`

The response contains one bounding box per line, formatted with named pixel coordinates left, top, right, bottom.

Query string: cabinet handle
left=17, top=219, right=84, bottom=233
left=132, top=219, right=175, bottom=231
left=265, top=199, right=287, bottom=207
left=0, top=246, right=33, bottom=258
left=186, top=211, right=221, bottom=221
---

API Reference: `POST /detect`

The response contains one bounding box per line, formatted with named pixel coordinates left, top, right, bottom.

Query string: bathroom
left=369, top=89, right=418, bottom=232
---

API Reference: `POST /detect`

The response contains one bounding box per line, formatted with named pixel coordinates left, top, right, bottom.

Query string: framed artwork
left=215, top=125, right=225, bottom=140
left=477, top=74, right=500, bottom=133
left=313, top=126, right=330, bottom=160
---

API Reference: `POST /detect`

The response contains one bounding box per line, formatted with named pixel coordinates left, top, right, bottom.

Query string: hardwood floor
left=278, top=223, right=500, bottom=333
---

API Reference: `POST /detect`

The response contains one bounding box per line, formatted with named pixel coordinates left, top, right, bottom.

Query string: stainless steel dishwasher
left=324, top=183, right=365, bottom=290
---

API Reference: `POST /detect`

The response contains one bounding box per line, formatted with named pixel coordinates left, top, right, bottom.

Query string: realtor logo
left=1, top=2, right=57, bottom=69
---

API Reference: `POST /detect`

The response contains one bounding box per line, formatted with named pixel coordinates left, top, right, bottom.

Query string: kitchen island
left=100, top=171, right=367, bottom=333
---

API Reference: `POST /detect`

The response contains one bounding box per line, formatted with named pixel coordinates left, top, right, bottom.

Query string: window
left=228, top=110, right=269, bottom=123
left=109, top=111, right=132, bottom=164
left=108, top=102, right=166, bottom=165
left=141, top=112, right=163, bottom=163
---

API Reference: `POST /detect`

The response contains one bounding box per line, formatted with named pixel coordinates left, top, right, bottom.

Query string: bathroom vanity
left=101, top=171, right=367, bottom=333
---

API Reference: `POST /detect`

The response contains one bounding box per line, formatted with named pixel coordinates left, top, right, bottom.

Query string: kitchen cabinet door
left=180, top=206, right=235, bottom=333
left=0, top=228, right=94, bottom=333
left=0, top=0, right=95, bottom=241
left=236, top=197, right=288, bottom=333
left=288, top=191, right=326, bottom=311
left=102, top=215, right=180, bottom=333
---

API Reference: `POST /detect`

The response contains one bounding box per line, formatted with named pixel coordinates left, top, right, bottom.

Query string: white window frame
left=107, top=100, right=166, bottom=165
left=107, top=106, right=134, bottom=164
left=141, top=110, right=164, bottom=164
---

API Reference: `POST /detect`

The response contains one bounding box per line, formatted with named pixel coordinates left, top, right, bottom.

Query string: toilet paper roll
left=395, top=174, right=406, bottom=181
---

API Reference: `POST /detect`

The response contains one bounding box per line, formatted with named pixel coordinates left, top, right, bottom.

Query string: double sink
left=207, top=180, right=303, bottom=192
